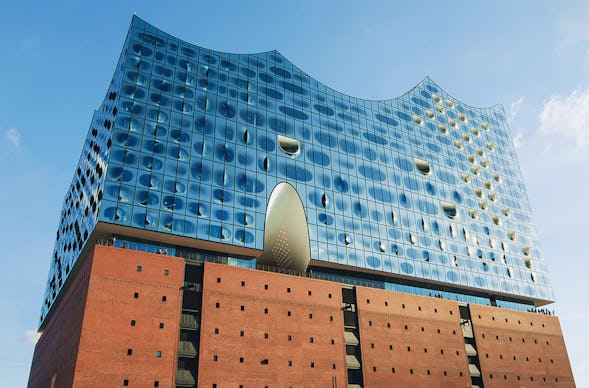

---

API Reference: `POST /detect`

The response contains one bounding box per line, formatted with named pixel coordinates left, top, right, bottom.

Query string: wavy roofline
left=133, top=15, right=504, bottom=111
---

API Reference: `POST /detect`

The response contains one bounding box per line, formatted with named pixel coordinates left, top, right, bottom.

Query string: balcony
left=180, top=313, right=199, bottom=330
left=175, top=369, right=196, bottom=387
left=178, top=341, right=197, bottom=358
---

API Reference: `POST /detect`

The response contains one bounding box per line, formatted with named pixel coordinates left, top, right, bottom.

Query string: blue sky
left=1, top=1, right=588, bottom=386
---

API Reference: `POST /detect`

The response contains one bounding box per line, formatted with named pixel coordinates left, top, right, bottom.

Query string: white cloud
left=509, top=96, right=524, bottom=123
left=22, top=330, right=40, bottom=345
left=5, top=128, right=21, bottom=147
left=538, top=88, right=589, bottom=147
left=512, top=129, right=524, bottom=149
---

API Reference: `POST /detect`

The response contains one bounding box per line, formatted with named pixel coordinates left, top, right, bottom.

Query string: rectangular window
left=264, top=308, right=268, bottom=314
left=241, top=281, right=246, bottom=286
left=161, top=295, right=167, bottom=302
left=239, top=357, right=244, bottom=363
left=127, top=349, right=132, bottom=355
left=130, top=320, right=136, bottom=326
left=287, top=287, right=291, bottom=293
left=213, top=355, right=218, bottom=361
left=214, top=328, right=219, bottom=334
left=264, top=284, right=268, bottom=290
left=154, top=381, right=159, bottom=387
left=159, top=322, right=164, bottom=329
left=240, top=330, right=244, bottom=337
left=264, top=333, right=268, bottom=339
left=133, top=292, right=139, bottom=298
left=123, top=380, right=129, bottom=386
left=215, top=302, right=220, bottom=308
left=156, top=351, right=162, bottom=357
left=136, top=265, right=142, bottom=272
left=240, top=305, right=245, bottom=311
left=163, top=269, right=169, bottom=276
left=217, top=277, right=221, bottom=283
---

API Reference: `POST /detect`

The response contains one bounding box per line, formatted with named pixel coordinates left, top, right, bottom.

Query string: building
left=28, top=15, right=575, bottom=387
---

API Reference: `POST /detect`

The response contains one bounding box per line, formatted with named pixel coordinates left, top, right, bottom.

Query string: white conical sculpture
left=257, top=182, right=311, bottom=272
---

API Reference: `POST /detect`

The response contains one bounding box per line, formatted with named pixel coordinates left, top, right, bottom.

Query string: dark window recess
left=162, top=296, right=167, bottom=302
left=123, top=380, right=129, bottom=386
left=130, top=320, right=136, bottom=326
left=127, top=349, right=132, bottom=355
left=133, top=292, right=139, bottom=298
left=159, top=322, right=164, bottom=329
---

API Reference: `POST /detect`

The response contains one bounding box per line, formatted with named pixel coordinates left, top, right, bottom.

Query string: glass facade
left=40, top=16, right=553, bottom=325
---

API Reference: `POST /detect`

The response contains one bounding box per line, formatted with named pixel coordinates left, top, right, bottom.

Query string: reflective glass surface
left=40, top=16, right=553, bottom=324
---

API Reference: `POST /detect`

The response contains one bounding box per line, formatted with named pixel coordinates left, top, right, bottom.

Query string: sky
left=1, top=0, right=588, bottom=386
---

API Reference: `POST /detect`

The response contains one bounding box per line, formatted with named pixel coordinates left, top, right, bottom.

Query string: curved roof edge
left=131, top=15, right=504, bottom=111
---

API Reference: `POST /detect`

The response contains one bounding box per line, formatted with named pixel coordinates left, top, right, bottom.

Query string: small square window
left=287, top=287, right=291, bottom=293
left=328, top=293, right=332, bottom=299
left=310, top=362, right=315, bottom=368
left=287, top=311, right=291, bottom=316
left=240, top=330, right=244, bottom=337
left=264, top=333, right=269, bottom=339
left=133, top=292, right=139, bottom=299
left=331, top=339, right=335, bottom=345
left=130, top=320, right=136, bottom=326
left=161, top=296, right=167, bottom=302
left=264, top=284, right=268, bottom=290
left=308, top=313, right=313, bottom=319
left=156, top=351, right=162, bottom=357
left=159, top=322, right=164, bottom=329
left=309, top=337, right=314, bottom=343
left=240, top=305, right=245, bottom=311
left=385, top=301, right=388, bottom=306
left=329, top=315, right=333, bottom=321
left=369, top=320, right=373, bottom=326
left=288, top=360, right=292, bottom=366
left=127, top=349, right=133, bottom=355
left=264, top=308, right=268, bottom=314
left=213, top=355, right=218, bottom=361
left=241, top=281, right=246, bottom=287
left=215, top=302, right=220, bottom=308
left=123, top=380, right=129, bottom=386
left=214, top=328, right=219, bottom=334
left=239, top=357, right=244, bottom=363
left=288, top=335, right=292, bottom=341
left=163, top=269, right=169, bottom=276
left=136, top=265, right=142, bottom=272
left=308, top=290, right=312, bottom=296
left=217, top=277, right=221, bottom=283
left=154, top=381, right=159, bottom=387
left=366, top=299, right=370, bottom=304
left=332, top=363, right=336, bottom=369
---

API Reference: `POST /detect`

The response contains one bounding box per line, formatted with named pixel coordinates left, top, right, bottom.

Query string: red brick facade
left=28, top=245, right=184, bottom=388
left=470, top=304, right=575, bottom=387
left=355, top=286, right=471, bottom=387
left=197, top=262, right=347, bottom=388
left=29, top=245, right=575, bottom=387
